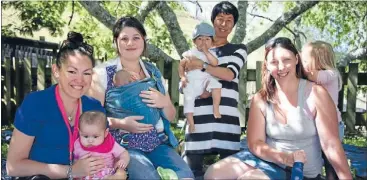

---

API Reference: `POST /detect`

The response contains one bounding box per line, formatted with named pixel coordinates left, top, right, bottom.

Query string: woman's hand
left=184, top=56, right=204, bottom=72
left=140, top=87, right=170, bottom=108
left=281, top=152, right=295, bottom=167
left=72, top=153, right=105, bottom=177
left=122, top=116, right=153, bottom=133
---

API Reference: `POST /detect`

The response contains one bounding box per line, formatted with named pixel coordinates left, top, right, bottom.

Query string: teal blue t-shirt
left=14, top=85, right=105, bottom=165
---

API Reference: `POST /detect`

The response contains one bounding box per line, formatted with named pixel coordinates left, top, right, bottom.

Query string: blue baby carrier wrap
left=105, top=61, right=178, bottom=152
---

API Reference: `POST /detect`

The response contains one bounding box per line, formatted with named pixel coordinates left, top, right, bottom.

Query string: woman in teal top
left=6, top=32, right=106, bottom=179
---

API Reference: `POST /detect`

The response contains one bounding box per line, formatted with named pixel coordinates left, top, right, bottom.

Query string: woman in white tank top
left=204, top=37, right=352, bottom=180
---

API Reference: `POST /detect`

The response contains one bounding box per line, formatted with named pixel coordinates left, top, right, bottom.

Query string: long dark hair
left=56, top=31, right=95, bottom=68
left=259, top=37, right=306, bottom=102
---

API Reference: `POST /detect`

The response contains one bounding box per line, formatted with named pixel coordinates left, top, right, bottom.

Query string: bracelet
left=67, top=165, right=72, bottom=180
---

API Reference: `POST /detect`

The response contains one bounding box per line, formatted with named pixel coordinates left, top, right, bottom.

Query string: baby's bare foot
left=214, top=111, right=222, bottom=119
left=189, top=124, right=195, bottom=133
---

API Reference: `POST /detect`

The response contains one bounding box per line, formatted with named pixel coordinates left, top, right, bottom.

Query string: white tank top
left=265, top=79, right=323, bottom=178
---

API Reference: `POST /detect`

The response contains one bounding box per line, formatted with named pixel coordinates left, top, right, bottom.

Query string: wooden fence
left=1, top=36, right=58, bottom=126
left=1, top=36, right=366, bottom=134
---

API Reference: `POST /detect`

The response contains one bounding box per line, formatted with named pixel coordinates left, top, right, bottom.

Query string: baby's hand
left=114, top=158, right=128, bottom=169
left=293, top=150, right=306, bottom=163
left=180, top=76, right=188, bottom=88
left=130, top=72, right=140, bottom=81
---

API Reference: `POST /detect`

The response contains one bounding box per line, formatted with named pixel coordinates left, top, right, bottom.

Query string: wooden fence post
left=338, top=66, right=345, bottom=113
left=238, top=61, right=248, bottom=130
left=51, top=49, right=58, bottom=85
left=31, top=49, right=38, bottom=91
left=346, top=63, right=358, bottom=133
left=37, top=49, right=46, bottom=91
left=4, top=45, right=13, bottom=126
left=14, top=45, right=22, bottom=106
left=45, top=53, right=53, bottom=88
left=23, top=47, right=32, bottom=97
left=256, top=61, right=263, bottom=91
left=170, top=60, right=180, bottom=124
left=156, top=59, right=165, bottom=78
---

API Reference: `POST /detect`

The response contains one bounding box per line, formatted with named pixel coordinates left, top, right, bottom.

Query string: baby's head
left=301, top=41, right=336, bottom=71
left=192, top=22, right=215, bottom=51
left=114, top=69, right=133, bottom=87
left=78, top=111, right=108, bottom=147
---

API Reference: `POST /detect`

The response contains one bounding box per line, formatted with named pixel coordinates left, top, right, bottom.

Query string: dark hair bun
left=67, top=31, right=84, bottom=45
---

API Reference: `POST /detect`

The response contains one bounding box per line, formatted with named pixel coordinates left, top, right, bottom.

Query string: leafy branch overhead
left=2, top=1, right=365, bottom=64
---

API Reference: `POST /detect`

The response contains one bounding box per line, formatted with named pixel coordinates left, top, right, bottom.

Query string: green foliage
left=1, top=24, right=16, bottom=36
left=254, top=1, right=270, bottom=12
left=1, top=143, right=9, bottom=158
left=283, top=1, right=296, bottom=11
left=301, top=1, right=367, bottom=48
left=343, top=135, right=367, bottom=147
left=1, top=1, right=182, bottom=60
left=1, top=1, right=67, bottom=36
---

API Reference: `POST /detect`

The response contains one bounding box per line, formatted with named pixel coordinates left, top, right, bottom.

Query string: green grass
left=1, top=125, right=366, bottom=178
left=343, top=135, right=367, bottom=147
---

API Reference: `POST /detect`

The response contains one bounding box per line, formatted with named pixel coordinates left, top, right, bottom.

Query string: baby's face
left=194, top=36, right=213, bottom=51
left=114, top=71, right=133, bottom=87
left=79, top=124, right=106, bottom=147
left=301, top=46, right=313, bottom=71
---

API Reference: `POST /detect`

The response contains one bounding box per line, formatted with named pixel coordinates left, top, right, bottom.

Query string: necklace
left=66, top=103, right=78, bottom=122
left=67, top=108, right=76, bottom=122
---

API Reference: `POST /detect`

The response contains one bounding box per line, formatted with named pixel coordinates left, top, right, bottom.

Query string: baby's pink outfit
left=316, top=69, right=342, bottom=122
left=74, top=133, right=126, bottom=180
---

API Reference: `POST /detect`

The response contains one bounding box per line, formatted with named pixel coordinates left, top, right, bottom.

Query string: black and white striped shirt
left=185, top=43, right=247, bottom=155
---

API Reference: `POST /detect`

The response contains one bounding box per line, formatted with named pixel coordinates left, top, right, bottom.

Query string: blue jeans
left=127, top=144, right=194, bottom=179
left=231, top=151, right=322, bottom=180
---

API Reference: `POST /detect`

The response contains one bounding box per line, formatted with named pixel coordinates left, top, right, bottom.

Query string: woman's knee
left=127, top=150, right=160, bottom=179
left=237, top=169, right=270, bottom=180
left=204, top=157, right=255, bottom=180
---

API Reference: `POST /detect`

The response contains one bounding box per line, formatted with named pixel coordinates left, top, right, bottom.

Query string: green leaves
left=2, top=1, right=67, bottom=37
left=301, top=1, right=367, bottom=48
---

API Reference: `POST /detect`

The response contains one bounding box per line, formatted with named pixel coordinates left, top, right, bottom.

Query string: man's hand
left=184, top=56, right=204, bottom=72
left=180, top=76, right=188, bottom=88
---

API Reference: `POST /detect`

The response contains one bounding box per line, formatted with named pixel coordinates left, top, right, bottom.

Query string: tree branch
left=114, top=1, right=121, bottom=15
left=156, top=1, right=189, bottom=57
left=339, top=47, right=367, bottom=67
left=136, top=1, right=160, bottom=23
left=245, top=1, right=319, bottom=54
left=79, top=1, right=116, bottom=29
left=68, top=1, right=75, bottom=26
left=78, top=1, right=175, bottom=63
left=247, top=12, right=298, bottom=38
left=231, top=1, right=248, bottom=44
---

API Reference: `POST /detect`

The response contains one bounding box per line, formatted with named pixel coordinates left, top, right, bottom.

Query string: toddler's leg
left=212, top=88, right=222, bottom=118
left=186, top=113, right=195, bottom=133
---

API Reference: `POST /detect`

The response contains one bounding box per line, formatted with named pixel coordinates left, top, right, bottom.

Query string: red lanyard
left=55, top=85, right=81, bottom=165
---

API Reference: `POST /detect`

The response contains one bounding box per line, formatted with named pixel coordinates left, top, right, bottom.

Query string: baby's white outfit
left=182, top=47, right=222, bottom=114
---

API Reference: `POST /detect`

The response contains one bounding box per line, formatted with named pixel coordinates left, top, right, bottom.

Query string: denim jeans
left=127, top=144, right=194, bottom=179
